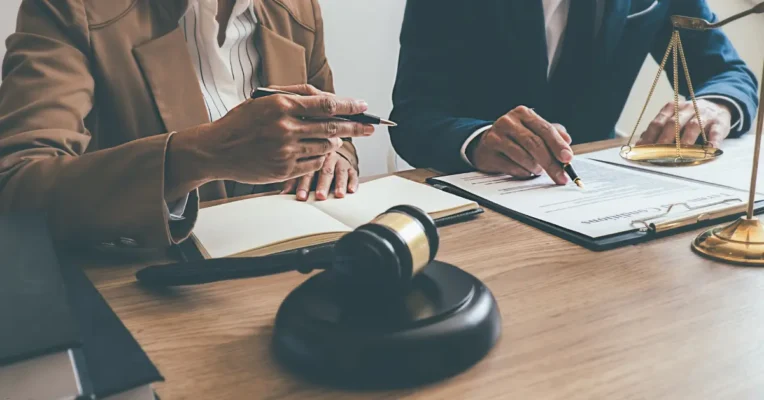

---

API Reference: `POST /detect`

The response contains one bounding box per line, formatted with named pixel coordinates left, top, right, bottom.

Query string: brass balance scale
left=620, top=3, right=764, bottom=265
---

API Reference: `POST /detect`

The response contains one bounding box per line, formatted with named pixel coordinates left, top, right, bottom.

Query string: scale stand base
left=692, top=216, right=764, bottom=265
left=271, top=261, right=502, bottom=389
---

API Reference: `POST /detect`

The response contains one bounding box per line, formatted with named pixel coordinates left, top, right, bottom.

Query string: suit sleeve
left=0, top=0, right=197, bottom=248
left=651, top=0, right=759, bottom=137
left=389, top=0, right=493, bottom=174
left=307, top=0, right=358, bottom=172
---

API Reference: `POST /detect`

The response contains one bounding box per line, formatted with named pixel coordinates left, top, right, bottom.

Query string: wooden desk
left=76, top=139, right=764, bottom=399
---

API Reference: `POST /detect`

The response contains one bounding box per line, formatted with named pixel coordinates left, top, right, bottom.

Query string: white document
left=432, top=158, right=751, bottom=238
left=582, top=134, right=764, bottom=193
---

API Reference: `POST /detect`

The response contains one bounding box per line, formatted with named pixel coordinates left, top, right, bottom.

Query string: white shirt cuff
left=166, top=193, right=190, bottom=221
left=697, top=95, right=744, bottom=131
left=460, top=125, right=493, bottom=168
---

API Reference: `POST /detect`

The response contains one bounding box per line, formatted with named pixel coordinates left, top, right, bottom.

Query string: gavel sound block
left=272, top=205, right=502, bottom=389
left=136, top=205, right=502, bottom=389
left=272, top=260, right=501, bottom=389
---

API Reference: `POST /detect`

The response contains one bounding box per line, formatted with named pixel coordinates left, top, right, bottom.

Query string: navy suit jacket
left=389, top=0, right=759, bottom=174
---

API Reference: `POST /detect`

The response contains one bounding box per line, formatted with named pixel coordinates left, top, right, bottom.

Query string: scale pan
left=619, top=144, right=722, bottom=167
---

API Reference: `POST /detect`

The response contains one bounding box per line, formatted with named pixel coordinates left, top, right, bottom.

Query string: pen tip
left=575, top=180, right=585, bottom=189
left=381, top=119, right=397, bottom=127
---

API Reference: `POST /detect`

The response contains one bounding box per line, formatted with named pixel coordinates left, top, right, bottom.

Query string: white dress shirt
left=181, top=0, right=261, bottom=122
left=460, top=0, right=743, bottom=166
left=167, top=0, right=261, bottom=220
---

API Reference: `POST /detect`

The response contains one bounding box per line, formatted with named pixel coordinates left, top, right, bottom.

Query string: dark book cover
left=59, top=260, right=164, bottom=397
left=0, top=214, right=81, bottom=366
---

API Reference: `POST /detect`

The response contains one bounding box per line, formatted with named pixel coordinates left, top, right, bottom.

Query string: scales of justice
left=619, top=3, right=764, bottom=265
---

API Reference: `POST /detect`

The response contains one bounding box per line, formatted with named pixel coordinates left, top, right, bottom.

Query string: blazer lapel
left=251, top=2, right=308, bottom=87
left=254, top=24, right=308, bottom=86
left=133, top=26, right=210, bottom=132
left=133, top=25, right=228, bottom=201
left=597, top=0, right=631, bottom=67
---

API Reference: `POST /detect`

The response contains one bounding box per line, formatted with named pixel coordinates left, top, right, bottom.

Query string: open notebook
left=190, top=176, right=480, bottom=259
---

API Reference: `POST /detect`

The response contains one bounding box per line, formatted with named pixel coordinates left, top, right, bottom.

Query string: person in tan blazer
left=0, top=0, right=374, bottom=249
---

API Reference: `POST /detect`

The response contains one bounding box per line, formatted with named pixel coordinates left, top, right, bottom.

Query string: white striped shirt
left=168, top=0, right=261, bottom=219
left=180, top=0, right=261, bottom=122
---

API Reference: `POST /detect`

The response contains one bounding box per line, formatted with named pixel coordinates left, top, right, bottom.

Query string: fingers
left=640, top=101, right=733, bottom=147
left=707, top=122, right=729, bottom=148
left=280, top=178, right=297, bottom=194
left=314, top=154, right=337, bottom=200
left=268, top=84, right=324, bottom=96
left=515, top=107, right=573, bottom=164
left=481, top=153, right=537, bottom=178
left=289, top=95, right=369, bottom=118
left=348, top=167, right=359, bottom=194
left=552, top=123, right=572, bottom=144
left=639, top=102, right=674, bottom=144
left=494, top=109, right=567, bottom=184
left=324, top=137, right=343, bottom=153
left=656, top=104, right=695, bottom=144
left=692, top=100, right=731, bottom=147
left=296, top=118, right=375, bottom=139
left=334, top=162, right=350, bottom=198
left=681, top=115, right=704, bottom=145
left=295, top=173, right=314, bottom=201
left=297, top=138, right=342, bottom=159
left=485, top=130, right=541, bottom=175
left=289, top=154, right=325, bottom=178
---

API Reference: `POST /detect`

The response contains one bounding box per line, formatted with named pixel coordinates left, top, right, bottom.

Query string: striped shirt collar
left=182, top=0, right=255, bottom=23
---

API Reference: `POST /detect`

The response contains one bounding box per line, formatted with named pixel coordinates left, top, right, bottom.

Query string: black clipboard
left=426, top=176, right=764, bottom=252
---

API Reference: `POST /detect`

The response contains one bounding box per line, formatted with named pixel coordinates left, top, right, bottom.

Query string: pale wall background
left=0, top=0, right=15, bottom=60
left=0, top=0, right=761, bottom=177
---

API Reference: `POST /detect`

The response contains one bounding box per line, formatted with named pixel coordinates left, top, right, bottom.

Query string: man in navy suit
left=389, top=0, right=759, bottom=184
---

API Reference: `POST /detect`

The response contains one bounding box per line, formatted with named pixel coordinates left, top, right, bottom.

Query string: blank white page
left=310, top=176, right=476, bottom=228
left=193, top=195, right=352, bottom=258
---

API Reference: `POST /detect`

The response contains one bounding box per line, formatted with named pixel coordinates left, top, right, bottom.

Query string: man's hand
left=467, top=106, right=573, bottom=185
left=164, top=85, right=373, bottom=201
left=280, top=152, right=359, bottom=201
left=637, top=99, right=733, bottom=148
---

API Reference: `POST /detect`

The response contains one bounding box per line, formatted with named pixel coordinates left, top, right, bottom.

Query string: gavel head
left=331, top=205, right=439, bottom=290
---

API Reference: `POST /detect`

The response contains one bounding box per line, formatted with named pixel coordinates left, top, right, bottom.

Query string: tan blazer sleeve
left=0, top=0, right=197, bottom=248
left=306, top=0, right=359, bottom=172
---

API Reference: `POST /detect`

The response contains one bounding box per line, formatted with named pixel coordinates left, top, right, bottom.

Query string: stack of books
left=0, top=214, right=163, bottom=399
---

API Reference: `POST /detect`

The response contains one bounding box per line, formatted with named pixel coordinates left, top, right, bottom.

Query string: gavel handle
left=135, top=244, right=335, bottom=287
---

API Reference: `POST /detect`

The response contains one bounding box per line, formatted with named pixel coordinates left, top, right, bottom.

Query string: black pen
left=251, top=87, right=397, bottom=126
left=563, top=163, right=584, bottom=189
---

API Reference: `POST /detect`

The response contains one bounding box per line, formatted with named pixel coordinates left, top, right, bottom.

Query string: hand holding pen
left=252, top=86, right=396, bottom=127
left=465, top=106, right=582, bottom=187
left=249, top=85, right=394, bottom=201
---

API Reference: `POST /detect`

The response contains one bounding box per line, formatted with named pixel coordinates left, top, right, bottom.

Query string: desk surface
left=77, top=139, right=764, bottom=399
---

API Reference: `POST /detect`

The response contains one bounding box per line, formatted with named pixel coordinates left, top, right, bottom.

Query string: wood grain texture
left=76, top=138, right=764, bottom=399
